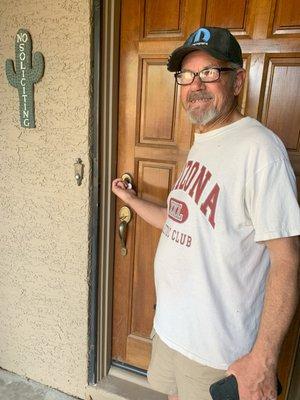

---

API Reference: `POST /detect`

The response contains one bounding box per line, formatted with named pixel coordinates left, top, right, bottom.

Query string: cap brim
left=167, top=45, right=234, bottom=72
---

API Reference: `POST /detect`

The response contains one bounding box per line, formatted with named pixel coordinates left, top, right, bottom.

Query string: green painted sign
left=5, top=29, right=44, bottom=128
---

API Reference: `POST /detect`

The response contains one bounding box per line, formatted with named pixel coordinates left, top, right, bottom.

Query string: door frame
left=89, top=0, right=300, bottom=397
left=288, top=339, right=300, bottom=400
left=88, top=0, right=121, bottom=384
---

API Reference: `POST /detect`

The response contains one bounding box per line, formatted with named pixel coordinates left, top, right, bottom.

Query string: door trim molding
left=96, top=0, right=121, bottom=382
left=88, top=0, right=101, bottom=385
left=288, top=333, right=300, bottom=399
left=88, top=0, right=121, bottom=384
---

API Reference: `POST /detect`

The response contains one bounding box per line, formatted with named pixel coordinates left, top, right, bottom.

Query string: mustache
left=188, top=92, right=214, bottom=101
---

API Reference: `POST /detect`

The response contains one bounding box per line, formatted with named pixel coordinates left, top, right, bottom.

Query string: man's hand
left=111, top=178, right=167, bottom=229
left=227, top=352, right=277, bottom=400
left=111, top=178, right=137, bottom=205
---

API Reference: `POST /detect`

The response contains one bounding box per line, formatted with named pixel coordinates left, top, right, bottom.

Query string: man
left=112, top=27, right=300, bottom=400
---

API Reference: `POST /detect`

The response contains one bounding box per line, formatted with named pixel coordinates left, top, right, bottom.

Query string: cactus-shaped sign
left=5, top=29, right=44, bottom=128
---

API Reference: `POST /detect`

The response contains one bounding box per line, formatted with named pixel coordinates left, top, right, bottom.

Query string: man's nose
left=190, top=74, right=206, bottom=90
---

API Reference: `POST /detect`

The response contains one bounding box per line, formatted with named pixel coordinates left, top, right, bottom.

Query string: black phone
left=209, top=374, right=282, bottom=400
left=209, top=375, right=239, bottom=400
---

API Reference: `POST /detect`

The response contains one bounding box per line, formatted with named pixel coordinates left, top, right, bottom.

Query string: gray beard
left=187, top=106, right=220, bottom=125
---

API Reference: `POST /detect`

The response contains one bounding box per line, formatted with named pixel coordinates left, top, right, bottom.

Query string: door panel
left=112, top=1, right=300, bottom=398
left=204, top=0, right=254, bottom=37
left=143, top=0, right=186, bottom=37
left=269, top=0, right=300, bottom=36
left=139, top=59, right=178, bottom=143
left=261, top=57, right=300, bottom=149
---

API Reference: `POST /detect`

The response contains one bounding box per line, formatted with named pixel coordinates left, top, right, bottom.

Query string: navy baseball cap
left=167, top=27, right=243, bottom=72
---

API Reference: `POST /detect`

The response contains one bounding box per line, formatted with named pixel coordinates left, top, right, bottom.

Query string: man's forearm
left=127, top=196, right=167, bottom=229
left=227, top=237, right=299, bottom=399
left=251, top=237, right=299, bottom=366
left=112, top=178, right=167, bottom=229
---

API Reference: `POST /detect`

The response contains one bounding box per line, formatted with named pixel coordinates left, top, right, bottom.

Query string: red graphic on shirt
left=172, top=160, right=220, bottom=228
left=168, top=198, right=189, bottom=223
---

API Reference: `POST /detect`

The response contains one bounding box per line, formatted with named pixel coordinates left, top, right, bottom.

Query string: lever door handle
left=118, top=206, right=132, bottom=256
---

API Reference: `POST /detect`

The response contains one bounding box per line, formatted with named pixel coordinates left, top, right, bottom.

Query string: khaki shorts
left=147, top=332, right=226, bottom=400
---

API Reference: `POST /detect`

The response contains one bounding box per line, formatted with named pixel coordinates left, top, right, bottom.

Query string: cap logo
left=192, top=28, right=211, bottom=45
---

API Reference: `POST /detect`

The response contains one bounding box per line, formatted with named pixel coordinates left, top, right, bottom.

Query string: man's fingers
left=116, top=181, right=127, bottom=189
left=112, top=178, right=135, bottom=192
left=112, top=179, right=127, bottom=190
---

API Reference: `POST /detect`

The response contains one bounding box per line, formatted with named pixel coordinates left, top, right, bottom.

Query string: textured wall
left=0, top=1, right=91, bottom=398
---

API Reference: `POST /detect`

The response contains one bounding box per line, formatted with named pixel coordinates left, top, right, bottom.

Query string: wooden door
left=112, top=0, right=300, bottom=398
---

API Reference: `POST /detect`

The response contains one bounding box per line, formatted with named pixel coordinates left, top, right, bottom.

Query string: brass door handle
left=119, top=206, right=132, bottom=256
left=121, top=173, right=134, bottom=190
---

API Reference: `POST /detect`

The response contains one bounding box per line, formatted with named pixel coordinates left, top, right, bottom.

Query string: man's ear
left=233, top=69, right=246, bottom=96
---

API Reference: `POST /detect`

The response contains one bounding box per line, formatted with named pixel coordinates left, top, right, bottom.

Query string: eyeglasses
left=174, top=67, right=236, bottom=85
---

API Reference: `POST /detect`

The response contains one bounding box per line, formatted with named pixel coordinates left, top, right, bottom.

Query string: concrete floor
left=0, top=369, right=82, bottom=400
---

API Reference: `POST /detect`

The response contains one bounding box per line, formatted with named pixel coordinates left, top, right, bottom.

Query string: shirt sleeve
left=245, top=158, right=300, bottom=242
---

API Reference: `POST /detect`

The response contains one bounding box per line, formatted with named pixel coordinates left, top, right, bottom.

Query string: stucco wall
left=0, top=1, right=92, bottom=398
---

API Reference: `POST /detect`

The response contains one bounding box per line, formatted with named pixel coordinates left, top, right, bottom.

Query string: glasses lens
left=176, top=71, right=194, bottom=85
left=200, top=68, right=220, bottom=82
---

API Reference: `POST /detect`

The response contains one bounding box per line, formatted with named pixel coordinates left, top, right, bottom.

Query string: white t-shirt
left=153, top=117, right=300, bottom=370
